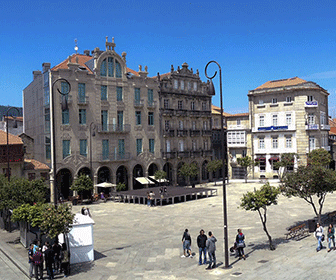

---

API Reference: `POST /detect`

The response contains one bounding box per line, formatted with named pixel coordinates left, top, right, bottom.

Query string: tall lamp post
left=5, top=107, right=20, bottom=182
left=50, top=78, right=71, bottom=205
left=205, top=61, right=229, bottom=268
left=89, top=122, right=96, bottom=180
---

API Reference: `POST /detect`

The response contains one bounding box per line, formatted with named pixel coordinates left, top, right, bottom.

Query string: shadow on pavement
left=70, top=261, right=95, bottom=276
left=94, top=250, right=107, bottom=260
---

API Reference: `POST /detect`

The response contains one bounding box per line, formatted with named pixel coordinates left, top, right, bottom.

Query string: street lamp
left=5, top=107, right=20, bottom=182
left=50, top=78, right=71, bottom=205
left=89, top=122, right=96, bottom=180
left=205, top=61, right=229, bottom=268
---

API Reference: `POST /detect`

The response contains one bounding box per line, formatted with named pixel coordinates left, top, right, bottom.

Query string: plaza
left=1, top=179, right=336, bottom=279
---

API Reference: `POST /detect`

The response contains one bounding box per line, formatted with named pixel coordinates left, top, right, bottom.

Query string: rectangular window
left=44, top=108, right=50, bottom=133
left=204, top=140, right=209, bottom=150
left=178, top=100, right=183, bottom=109
left=61, top=82, right=69, bottom=95
left=118, top=139, right=125, bottom=158
left=259, top=138, right=265, bottom=149
left=79, top=109, right=86, bottom=124
left=286, top=114, right=292, bottom=126
left=192, top=140, right=196, bottom=151
left=136, top=139, right=143, bottom=155
left=78, top=83, right=86, bottom=103
left=320, top=112, right=326, bottom=125
left=192, top=121, right=196, bottom=130
left=179, top=120, right=183, bottom=129
left=193, top=82, right=197, bottom=91
left=191, top=102, right=195, bottom=111
left=272, top=114, right=278, bottom=126
left=309, top=136, right=315, bottom=150
left=286, top=136, right=292, bottom=148
left=164, top=99, right=169, bottom=109
left=44, top=87, right=50, bottom=106
left=259, top=100, right=264, bottom=105
left=62, top=109, right=69, bottom=124
left=307, top=95, right=314, bottom=102
left=108, top=57, right=114, bottom=77
left=102, top=139, right=109, bottom=160
left=272, top=137, right=278, bottom=149
left=237, top=119, right=241, bottom=125
left=117, top=86, right=123, bottom=101
left=308, top=113, right=315, bottom=125
left=188, top=82, right=192, bottom=90
left=259, top=115, right=264, bottom=127
left=149, top=139, right=155, bottom=153
left=203, top=121, right=208, bottom=130
left=180, top=80, right=184, bottom=90
left=148, top=89, right=153, bottom=105
left=148, top=112, right=154, bottom=126
left=134, top=88, right=140, bottom=103
left=100, top=59, right=107, bottom=76
left=45, top=137, right=51, bottom=160
left=62, top=140, right=70, bottom=159
left=166, top=140, right=170, bottom=152
left=286, top=96, right=292, bottom=102
left=117, top=111, right=124, bottom=129
left=135, top=111, right=141, bottom=125
left=101, top=110, right=108, bottom=131
left=80, top=139, right=87, bottom=157
left=101, top=85, right=107, bottom=100
left=174, top=80, right=178, bottom=89
left=165, top=120, right=170, bottom=130
left=259, top=158, right=266, bottom=171
left=202, top=102, right=207, bottom=111
left=272, top=98, right=277, bottom=104
left=115, top=60, right=122, bottom=78
left=178, top=140, right=184, bottom=151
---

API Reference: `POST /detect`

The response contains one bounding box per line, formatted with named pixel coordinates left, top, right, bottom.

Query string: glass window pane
left=115, top=60, right=122, bottom=77
left=108, top=57, right=114, bottom=77
left=101, top=85, right=107, bottom=100
left=117, top=87, right=123, bottom=101
left=100, top=59, right=107, bottom=76
left=80, top=139, right=87, bottom=157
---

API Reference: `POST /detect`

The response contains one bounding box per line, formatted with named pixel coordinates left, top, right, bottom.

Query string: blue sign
left=305, top=101, right=318, bottom=106
left=258, top=126, right=288, bottom=131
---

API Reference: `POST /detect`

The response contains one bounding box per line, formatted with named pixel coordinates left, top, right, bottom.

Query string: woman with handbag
left=236, top=229, right=246, bottom=260
left=315, top=223, right=324, bottom=252
left=327, top=224, right=335, bottom=252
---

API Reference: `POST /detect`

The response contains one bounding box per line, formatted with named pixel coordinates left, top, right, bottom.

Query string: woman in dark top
left=236, top=229, right=246, bottom=260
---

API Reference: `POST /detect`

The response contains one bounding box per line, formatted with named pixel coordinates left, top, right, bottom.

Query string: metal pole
left=89, top=122, right=96, bottom=179
left=5, top=107, right=20, bottom=182
left=205, top=61, right=229, bottom=268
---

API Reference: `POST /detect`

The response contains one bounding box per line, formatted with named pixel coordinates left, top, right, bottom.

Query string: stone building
left=158, top=63, right=214, bottom=185
left=23, top=38, right=213, bottom=198
left=248, top=77, right=330, bottom=179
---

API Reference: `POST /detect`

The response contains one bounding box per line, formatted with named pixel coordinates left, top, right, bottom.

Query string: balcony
left=305, top=101, right=318, bottom=108
left=77, top=96, right=89, bottom=105
left=305, top=124, right=319, bottom=130
left=190, top=129, right=201, bottom=137
left=175, top=109, right=188, bottom=117
left=322, top=146, right=331, bottom=151
left=59, top=95, right=72, bottom=105
left=162, top=151, right=176, bottom=159
left=202, top=150, right=213, bottom=157
left=161, top=108, right=174, bottom=117
left=202, top=130, right=212, bottom=136
left=190, top=150, right=201, bottom=158
left=163, top=129, right=175, bottom=137
left=100, top=152, right=130, bottom=162
left=147, top=100, right=156, bottom=109
left=321, top=124, right=330, bottom=130
left=177, top=129, right=188, bottom=137
left=134, top=99, right=144, bottom=108
left=177, top=151, right=190, bottom=158
left=97, top=124, right=131, bottom=133
left=190, top=110, right=201, bottom=117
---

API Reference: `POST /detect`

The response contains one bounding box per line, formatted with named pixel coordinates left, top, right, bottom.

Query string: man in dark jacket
left=197, top=229, right=207, bottom=265
left=181, top=229, right=192, bottom=258
left=28, top=243, right=34, bottom=279
left=44, top=244, right=55, bottom=279
left=205, top=231, right=217, bottom=270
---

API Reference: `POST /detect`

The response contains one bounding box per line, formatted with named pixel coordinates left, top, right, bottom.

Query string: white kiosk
left=59, top=213, right=95, bottom=264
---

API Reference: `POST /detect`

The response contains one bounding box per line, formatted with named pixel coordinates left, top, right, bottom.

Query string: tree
left=272, top=153, right=297, bottom=180
left=116, top=182, right=126, bottom=192
left=154, top=170, right=167, bottom=180
left=12, top=203, right=75, bottom=240
left=307, top=148, right=331, bottom=167
left=71, top=174, right=93, bottom=200
left=237, top=156, right=257, bottom=183
left=206, top=160, right=223, bottom=185
left=178, top=163, right=198, bottom=186
left=240, top=183, right=280, bottom=250
left=281, top=164, right=336, bottom=223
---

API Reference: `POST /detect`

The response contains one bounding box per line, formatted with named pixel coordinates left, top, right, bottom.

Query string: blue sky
left=1, top=0, right=336, bottom=115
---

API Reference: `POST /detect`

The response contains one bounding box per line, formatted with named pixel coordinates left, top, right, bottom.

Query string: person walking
left=197, top=229, right=207, bottom=265
left=32, top=247, right=43, bottom=279
left=52, top=242, right=62, bottom=273
left=149, top=191, right=155, bottom=207
left=206, top=231, right=217, bottom=270
left=181, top=229, right=192, bottom=258
left=327, top=224, right=335, bottom=252
left=28, top=243, right=35, bottom=279
left=315, top=222, right=324, bottom=252
left=236, top=229, right=246, bottom=260
left=60, top=243, right=70, bottom=277
left=44, top=244, right=55, bottom=279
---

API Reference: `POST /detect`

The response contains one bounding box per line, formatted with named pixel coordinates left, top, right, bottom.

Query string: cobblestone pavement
left=1, top=180, right=336, bottom=279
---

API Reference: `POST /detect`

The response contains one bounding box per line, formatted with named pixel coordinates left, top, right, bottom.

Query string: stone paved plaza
left=1, top=180, right=336, bottom=279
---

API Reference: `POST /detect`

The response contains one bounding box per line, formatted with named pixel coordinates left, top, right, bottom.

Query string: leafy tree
left=281, top=165, right=336, bottom=223
left=71, top=174, right=93, bottom=200
left=12, top=203, right=74, bottom=240
left=116, top=182, right=126, bottom=192
left=240, top=183, right=280, bottom=250
left=237, top=156, right=257, bottom=183
left=178, top=163, right=198, bottom=186
left=307, top=148, right=331, bottom=167
left=206, top=160, right=223, bottom=185
left=273, top=153, right=297, bottom=180
left=154, top=170, right=167, bottom=180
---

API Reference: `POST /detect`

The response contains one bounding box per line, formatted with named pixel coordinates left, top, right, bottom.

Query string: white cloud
left=302, top=70, right=336, bottom=80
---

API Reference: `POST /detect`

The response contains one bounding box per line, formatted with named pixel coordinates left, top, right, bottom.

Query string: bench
left=285, top=223, right=309, bottom=240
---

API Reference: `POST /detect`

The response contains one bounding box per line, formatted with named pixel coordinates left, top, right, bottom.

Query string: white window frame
left=286, top=113, right=292, bottom=126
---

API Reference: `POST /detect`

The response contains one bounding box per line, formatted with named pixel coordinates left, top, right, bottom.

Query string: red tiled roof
left=0, top=130, right=23, bottom=145
left=227, top=113, right=249, bottom=118
left=254, top=77, right=307, bottom=90
left=211, top=105, right=231, bottom=116
left=24, top=159, right=50, bottom=170
left=3, top=116, right=23, bottom=121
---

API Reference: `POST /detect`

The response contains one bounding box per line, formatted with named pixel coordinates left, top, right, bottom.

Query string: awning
left=135, top=177, right=155, bottom=185
left=255, top=157, right=266, bottom=161
left=95, top=182, right=117, bottom=188
left=269, top=157, right=279, bottom=162
left=149, top=176, right=169, bottom=183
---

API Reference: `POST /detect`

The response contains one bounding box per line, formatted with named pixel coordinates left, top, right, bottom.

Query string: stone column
left=129, top=171, right=133, bottom=190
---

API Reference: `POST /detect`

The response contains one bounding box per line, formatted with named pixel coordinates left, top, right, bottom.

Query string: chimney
left=42, top=62, right=51, bottom=73
left=84, top=50, right=90, bottom=56
left=33, top=70, right=42, bottom=80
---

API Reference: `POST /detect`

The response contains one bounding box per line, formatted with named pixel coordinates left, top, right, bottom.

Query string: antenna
left=74, top=38, right=78, bottom=54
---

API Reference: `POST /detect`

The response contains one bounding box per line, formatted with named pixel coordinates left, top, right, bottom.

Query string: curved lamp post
left=205, top=61, right=229, bottom=268
left=5, top=106, right=20, bottom=182
left=51, top=78, right=71, bottom=205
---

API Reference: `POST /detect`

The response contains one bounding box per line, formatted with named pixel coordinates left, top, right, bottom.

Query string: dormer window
left=272, top=98, right=277, bottom=104
left=100, top=57, right=122, bottom=78
left=174, top=80, right=178, bottom=89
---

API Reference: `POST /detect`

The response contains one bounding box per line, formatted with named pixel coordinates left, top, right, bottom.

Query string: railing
left=177, top=151, right=190, bottom=158
left=161, top=108, right=174, bottom=116
left=134, top=99, right=144, bottom=107
left=162, top=151, right=176, bottom=159
left=100, top=152, right=130, bottom=161
left=202, top=130, right=212, bottom=136
left=77, top=95, right=89, bottom=105
left=202, top=150, right=213, bottom=157
left=190, top=129, right=201, bottom=137
left=60, top=95, right=72, bottom=105
left=177, top=129, right=188, bottom=137
left=321, top=124, right=330, bottom=130
left=175, top=109, right=188, bottom=116
left=97, top=124, right=131, bottom=133
left=305, top=124, right=319, bottom=130
left=163, top=130, right=175, bottom=137
left=147, top=100, right=156, bottom=108
left=190, top=151, right=201, bottom=157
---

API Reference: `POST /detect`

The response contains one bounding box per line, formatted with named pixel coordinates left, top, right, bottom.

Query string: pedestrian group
left=314, top=223, right=335, bottom=252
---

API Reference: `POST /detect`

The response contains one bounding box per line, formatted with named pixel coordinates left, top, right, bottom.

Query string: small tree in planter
left=116, top=182, right=126, bottom=192
left=71, top=175, right=93, bottom=202
left=237, top=156, right=257, bottom=183
left=178, top=163, right=198, bottom=187
left=206, top=160, right=223, bottom=185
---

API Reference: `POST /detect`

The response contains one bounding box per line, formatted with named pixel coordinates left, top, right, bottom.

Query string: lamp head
left=207, top=80, right=215, bottom=95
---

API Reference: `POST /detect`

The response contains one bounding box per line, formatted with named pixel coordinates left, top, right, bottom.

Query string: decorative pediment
left=63, top=151, right=88, bottom=167
left=137, top=150, right=155, bottom=166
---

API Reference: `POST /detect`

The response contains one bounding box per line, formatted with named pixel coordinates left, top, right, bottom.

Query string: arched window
left=100, top=57, right=122, bottom=78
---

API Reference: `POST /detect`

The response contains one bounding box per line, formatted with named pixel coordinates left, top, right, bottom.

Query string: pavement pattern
left=1, top=179, right=336, bottom=280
